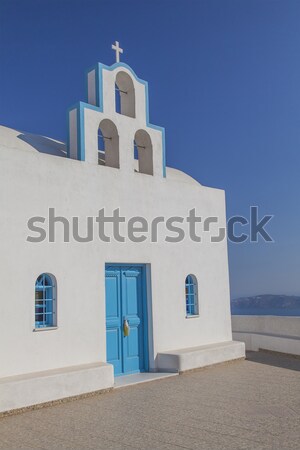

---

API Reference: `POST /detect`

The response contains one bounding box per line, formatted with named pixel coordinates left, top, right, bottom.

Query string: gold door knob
left=123, top=319, right=130, bottom=337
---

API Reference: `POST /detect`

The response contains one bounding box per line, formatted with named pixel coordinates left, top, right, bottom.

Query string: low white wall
left=232, top=315, right=300, bottom=355
left=0, top=362, right=114, bottom=414
left=157, top=341, right=245, bottom=372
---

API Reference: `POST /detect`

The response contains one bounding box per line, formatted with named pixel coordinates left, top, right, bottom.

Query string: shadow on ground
left=246, top=350, right=300, bottom=371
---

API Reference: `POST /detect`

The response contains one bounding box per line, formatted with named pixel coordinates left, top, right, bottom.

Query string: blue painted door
left=105, top=265, right=147, bottom=376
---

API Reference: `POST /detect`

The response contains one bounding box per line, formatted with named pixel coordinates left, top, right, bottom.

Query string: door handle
left=123, top=319, right=130, bottom=337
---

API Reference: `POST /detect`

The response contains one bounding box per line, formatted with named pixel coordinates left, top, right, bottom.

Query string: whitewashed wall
left=0, top=139, right=232, bottom=378
left=232, top=315, right=300, bottom=355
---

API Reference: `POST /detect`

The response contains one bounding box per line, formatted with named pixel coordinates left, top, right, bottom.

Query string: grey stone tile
left=0, top=351, right=299, bottom=450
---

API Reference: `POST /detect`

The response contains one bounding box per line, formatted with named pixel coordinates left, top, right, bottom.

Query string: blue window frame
left=185, top=274, right=198, bottom=316
left=35, top=274, right=56, bottom=328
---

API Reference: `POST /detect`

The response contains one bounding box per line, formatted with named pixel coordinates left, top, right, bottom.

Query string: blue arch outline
left=67, top=62, right=166, bottom=177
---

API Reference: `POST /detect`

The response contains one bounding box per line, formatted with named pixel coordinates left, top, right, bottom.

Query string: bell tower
left=67, top=44, right=166, bottom=178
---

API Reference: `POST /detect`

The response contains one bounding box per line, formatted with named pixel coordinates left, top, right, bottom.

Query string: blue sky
left=0, top=0, right=299, bottom=298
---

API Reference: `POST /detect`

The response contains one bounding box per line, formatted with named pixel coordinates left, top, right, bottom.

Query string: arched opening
left=134, top=129, right=153, bottom=175
left=115, top=83, right=121, bottom=114
left=115, top=71, right=135, bottom=118
left=134, top=140, right=139, bottom=160
left=185, top=274, right=199, bottom=316
left=98, top=119, right=119, bottom=168
left=35, top=273, right=57, bottom=328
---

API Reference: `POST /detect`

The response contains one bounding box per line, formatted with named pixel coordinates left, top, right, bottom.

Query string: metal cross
left=112, top=41, right=123, bottom=63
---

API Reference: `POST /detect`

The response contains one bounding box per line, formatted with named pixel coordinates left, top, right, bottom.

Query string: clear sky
left=0, top=0, right=299, bottom=298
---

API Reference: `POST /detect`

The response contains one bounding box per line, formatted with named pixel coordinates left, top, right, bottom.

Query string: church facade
left=0, top=54, right=244, bottom=412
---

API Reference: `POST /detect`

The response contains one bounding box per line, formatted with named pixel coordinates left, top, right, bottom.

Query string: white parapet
left=233, top=331, right=300, bottom=355
left=157, top=341, right=245, bottom=373
left=0, top=362, right=114, bottom=414
left=232, top=315, right=300, bottom=356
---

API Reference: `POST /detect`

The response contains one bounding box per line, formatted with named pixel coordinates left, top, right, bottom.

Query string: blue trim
left=67, top=103, right=80, bottom=160
left=69, top=62, right=166, bottom=176
left=96, top=62, right=147, bottom=94
left=85, top=66, right=100, bottom=107
left=35, top=273, right=56, bottom=328
left=141, top=265, right=149, bottom=372
left=185, top=274, right=198, bottom=316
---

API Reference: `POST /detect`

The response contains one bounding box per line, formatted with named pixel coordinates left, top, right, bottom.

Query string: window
left=115, top=71, right=135, bottom=118
left=185, top=274, right=198, bottom=316
left=134, top=130, right=153, bottom=175
left=98, top=119, right=119, bottom=168
left=35, top=274, right=56, bottom=328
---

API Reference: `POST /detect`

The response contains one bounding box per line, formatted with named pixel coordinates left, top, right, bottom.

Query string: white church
left=0, top=43, right=244, bottom=413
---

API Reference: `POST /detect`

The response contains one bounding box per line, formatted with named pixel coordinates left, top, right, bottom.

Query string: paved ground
left=0, top=351, right=299, bottom=450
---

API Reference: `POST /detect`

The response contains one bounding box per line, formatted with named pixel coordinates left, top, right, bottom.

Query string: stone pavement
left=0, top=351, right=299, bottom=450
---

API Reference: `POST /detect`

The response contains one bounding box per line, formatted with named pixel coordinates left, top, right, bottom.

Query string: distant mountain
left=231, top=295, right=300, bottom=316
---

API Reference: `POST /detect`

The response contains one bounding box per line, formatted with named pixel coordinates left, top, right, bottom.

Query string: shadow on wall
left=17, top=133, right=67, bottom=158
left=247, top=350, right=300, bottom=372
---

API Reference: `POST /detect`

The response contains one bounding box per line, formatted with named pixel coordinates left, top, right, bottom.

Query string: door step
left=114, top=372, right=178, bottom=389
